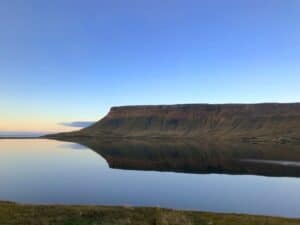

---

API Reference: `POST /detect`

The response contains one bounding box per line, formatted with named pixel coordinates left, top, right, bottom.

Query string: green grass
left=0, top=202, right=299, bottom=225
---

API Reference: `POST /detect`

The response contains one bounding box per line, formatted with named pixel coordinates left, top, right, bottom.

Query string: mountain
left=46, top=103, right=300, bottom=143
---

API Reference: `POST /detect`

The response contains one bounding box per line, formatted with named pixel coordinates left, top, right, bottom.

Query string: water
left=1, top=139, right=300, bottom=218
left=240, top=159, right=300, bottom=167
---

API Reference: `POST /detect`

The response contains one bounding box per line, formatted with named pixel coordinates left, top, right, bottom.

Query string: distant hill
left=46, top=103, right=300, bottom=143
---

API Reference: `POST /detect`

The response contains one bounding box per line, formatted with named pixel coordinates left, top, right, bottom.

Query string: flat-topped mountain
left=47, top=103, right=300, bottom=142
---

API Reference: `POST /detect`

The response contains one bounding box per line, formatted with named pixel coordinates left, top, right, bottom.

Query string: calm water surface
left=0, top=139, right=300, bottom=218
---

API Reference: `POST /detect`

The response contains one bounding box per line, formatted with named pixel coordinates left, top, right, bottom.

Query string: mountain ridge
left=46, top=103, right=300, bottom=142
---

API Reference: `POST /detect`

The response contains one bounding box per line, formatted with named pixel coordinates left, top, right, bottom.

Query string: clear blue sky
left=1, top=0, right=299, bottom=133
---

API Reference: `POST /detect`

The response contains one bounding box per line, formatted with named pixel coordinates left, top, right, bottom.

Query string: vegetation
left=1, top=202, right=299, bottom=225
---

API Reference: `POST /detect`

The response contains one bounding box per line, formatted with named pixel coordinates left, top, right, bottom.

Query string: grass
left=0, top=202, right=299, bottom=225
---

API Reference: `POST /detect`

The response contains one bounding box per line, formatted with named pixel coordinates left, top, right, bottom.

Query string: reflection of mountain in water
left=55, top=137, right=300, bottom=177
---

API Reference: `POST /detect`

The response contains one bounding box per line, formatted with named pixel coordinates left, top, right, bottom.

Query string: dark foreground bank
left=1, top=202, right=299, bottom=225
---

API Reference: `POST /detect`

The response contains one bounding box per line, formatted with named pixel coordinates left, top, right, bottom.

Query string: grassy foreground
left=0, top=202, right=300, bottom=225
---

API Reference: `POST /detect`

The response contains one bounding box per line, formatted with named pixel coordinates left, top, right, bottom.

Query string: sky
left=0, top=0, right=300, bottom=135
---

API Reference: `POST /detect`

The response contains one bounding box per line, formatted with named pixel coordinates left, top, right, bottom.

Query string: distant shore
left=0, top=201, right=299, bottom=225
left=0, top=137, right=40, bottom=139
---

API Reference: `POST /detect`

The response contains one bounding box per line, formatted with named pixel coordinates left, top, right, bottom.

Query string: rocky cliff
left=48, top=103, right=300, bottom=141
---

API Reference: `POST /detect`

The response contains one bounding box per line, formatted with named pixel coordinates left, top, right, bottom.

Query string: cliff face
left=55, top=103, right=300, bottom=141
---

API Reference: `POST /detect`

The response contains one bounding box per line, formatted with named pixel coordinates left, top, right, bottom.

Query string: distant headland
left=44, top=103, right=300, bottom=144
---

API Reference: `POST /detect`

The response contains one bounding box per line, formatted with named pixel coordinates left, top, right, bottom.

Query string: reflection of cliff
left=45, top=103, right=300, bottom=176
left=62, top=137, right=300, bottom=177
left=47, top=103, right=300, bottom=141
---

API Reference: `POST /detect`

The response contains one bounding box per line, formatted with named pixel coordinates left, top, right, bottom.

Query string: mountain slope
left=48, top=103, right=300, bottom=141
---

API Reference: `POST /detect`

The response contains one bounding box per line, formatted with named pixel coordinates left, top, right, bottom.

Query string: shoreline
left=0, top=137, right=41, bottom=139
left=1, top=201, right=299, bottom=225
